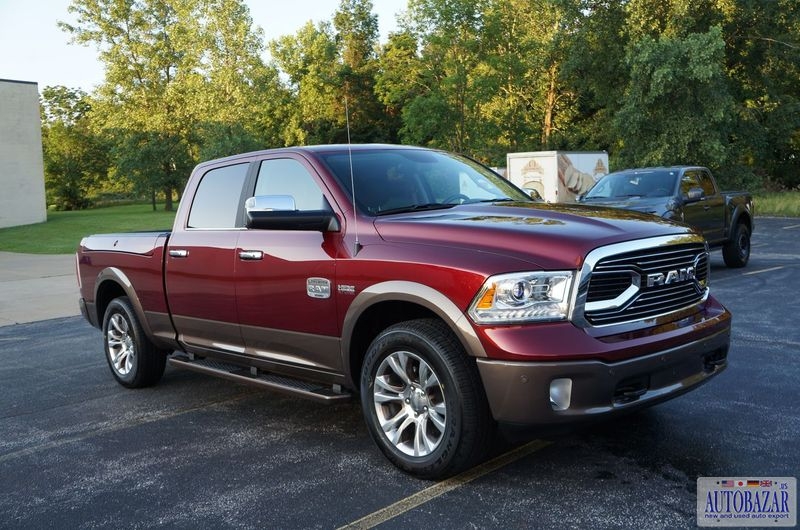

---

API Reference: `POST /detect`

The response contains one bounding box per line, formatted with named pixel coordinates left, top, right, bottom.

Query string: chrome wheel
left=106, top=313, right=135, bottom=376
left=373, top=350, right=447, bottom=457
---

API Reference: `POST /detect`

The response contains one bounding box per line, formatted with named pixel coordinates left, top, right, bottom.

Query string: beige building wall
left=0, top=79, right=46, bottom=228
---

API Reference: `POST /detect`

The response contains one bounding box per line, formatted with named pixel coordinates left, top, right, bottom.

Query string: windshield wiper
left=477, top=197, right=515, bottom=203
left=376, top=203, right=456, bottom=216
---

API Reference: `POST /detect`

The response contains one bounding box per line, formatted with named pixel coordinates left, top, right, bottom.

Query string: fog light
left=550, top=378, right=572, bottom=411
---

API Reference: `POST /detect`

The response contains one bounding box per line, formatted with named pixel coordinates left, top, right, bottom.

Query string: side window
left=187, top=163, right=249, bottom=229
left=698, top=171, right=717, bottom=196
left=680, top=171, right=701, bottom=197
left=255, top=158, right=328, bottom=211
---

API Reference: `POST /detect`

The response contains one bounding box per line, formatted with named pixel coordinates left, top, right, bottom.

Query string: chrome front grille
left=576, top=238, right=709, bottom=327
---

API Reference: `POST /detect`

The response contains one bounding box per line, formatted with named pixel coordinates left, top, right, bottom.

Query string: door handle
left=239, top=250, right=264, bottom=261
left=169, top=249, right=189, bottom=258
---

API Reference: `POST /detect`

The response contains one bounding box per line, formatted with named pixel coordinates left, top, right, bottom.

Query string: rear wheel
left=722, top=222, right=750, bottom=268
left=102, top=296, right=167, bottom=388
left=360, top=319, right=492, bottom=479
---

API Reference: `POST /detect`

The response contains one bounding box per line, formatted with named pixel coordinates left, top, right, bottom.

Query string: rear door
left=165, top=162, right=250, bottom=354
left=235, top=155, right=343, bottom=373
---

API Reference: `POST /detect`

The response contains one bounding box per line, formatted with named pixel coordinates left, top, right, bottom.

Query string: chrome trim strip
left=584, top=276, right=640, bottom=312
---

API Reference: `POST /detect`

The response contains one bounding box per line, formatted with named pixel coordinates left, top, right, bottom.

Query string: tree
left=196, top=0, right=289, bottom=157
left=334, top=0, right=394, bottom=142
left=399, top=0, right=486, bottom=153
left=61, top=0, right=280, bottom=209
left=270, top=0, right=391, bottom=145
left=613, top=26, right=735, bottom=169
left=40, top=86, right=109, bottom=210
left=271, top=21, right=342, bottom=144
left=718, top=0, right=800, bottom=188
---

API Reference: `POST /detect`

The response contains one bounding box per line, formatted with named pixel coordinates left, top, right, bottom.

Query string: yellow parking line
left=743, top=266, right=786, bottom=276
left=338, top=439, right=552, bottom=530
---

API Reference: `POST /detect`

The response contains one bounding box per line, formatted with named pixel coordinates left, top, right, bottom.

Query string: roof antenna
left=345, top=97, right=362, bottom=255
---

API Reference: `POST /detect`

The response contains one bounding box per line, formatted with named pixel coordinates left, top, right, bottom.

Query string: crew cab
left=77, top=145, right=731, bottom=478
left=578, top=166, right=754, bottom=267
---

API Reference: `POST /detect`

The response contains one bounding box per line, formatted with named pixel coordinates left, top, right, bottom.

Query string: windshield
left=319, top=149, right=531, bottom=215
left=583, top=169, right=678, bottom=200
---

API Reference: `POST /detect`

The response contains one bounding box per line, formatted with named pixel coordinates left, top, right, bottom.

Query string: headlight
left=468, top=271, right=574, bottom=324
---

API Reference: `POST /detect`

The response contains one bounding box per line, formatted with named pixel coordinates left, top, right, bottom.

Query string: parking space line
left=338, top=439, right=552, bottom=530
left=782, top=224, right=800, bottom=230
left=743, top=266, right=786, bottom=276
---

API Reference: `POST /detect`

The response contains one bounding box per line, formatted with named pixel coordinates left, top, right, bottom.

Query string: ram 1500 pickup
left=77, top=145, right=731, bottom=478
left=578, top=166, right=754, bottom=267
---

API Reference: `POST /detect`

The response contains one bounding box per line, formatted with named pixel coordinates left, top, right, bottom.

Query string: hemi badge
left=338, top=284, right=355, bottom=295
left=306, top=278, right=331, bottom=299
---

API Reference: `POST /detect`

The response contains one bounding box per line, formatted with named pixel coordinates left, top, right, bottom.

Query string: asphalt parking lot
left=1, top=218, right=798, bottom=529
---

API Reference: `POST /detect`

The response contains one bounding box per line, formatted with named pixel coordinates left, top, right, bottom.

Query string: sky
left=0, top=0, right=407, bottom=92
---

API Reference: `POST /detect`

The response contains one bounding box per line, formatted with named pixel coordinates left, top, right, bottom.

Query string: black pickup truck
left=578, top=166, right=754, bottom=267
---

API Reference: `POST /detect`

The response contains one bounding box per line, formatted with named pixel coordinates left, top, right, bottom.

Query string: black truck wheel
left=360, top=319, right=492, bottom=479
left=722, top=222, right=751, bottom=268
left=102, top=296, right=167, bottom=388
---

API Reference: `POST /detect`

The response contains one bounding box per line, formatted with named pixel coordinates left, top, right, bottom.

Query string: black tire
left=722, top=222, right=750, bottom=268
left=102, top=296, right=167, bottom=388
left=360, top=319, right=493, bottom=479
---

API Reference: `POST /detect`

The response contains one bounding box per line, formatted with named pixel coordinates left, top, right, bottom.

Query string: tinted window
left=319, top=149, right=529, bottom=215
left=187, top=163, right=249, bottom=228
left=584, top=169, right=677, bottom=199
left=255, top=158, right=328, bottom=211
left=680, top=171, right=702, bottom=196
left=698, top=171, right=717, bottom=196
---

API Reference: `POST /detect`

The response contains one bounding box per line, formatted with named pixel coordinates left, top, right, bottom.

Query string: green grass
left=754, top=191, right=800, bottom=218
left=0, top=203, right=176, bottom=254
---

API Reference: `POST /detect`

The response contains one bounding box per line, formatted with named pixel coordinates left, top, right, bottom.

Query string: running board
left=167, top=355, right=351, bottom=403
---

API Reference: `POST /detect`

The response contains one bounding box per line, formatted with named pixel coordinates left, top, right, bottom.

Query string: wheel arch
left=729, top=205, right=753, bottom=237
left=93, top=267, right=155, bottom=341
left=341, top=281, right=485, bottom=389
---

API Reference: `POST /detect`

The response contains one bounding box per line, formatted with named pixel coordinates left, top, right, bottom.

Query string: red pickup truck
left=77, top=144, right=731, bottom=478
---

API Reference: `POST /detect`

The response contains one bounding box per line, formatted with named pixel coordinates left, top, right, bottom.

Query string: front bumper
left=476, top=326, right=730, bottom=426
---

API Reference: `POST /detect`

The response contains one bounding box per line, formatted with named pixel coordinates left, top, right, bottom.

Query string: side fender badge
left=307, top=278, right=331, bottom=299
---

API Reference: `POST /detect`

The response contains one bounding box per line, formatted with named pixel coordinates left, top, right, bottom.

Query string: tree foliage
left=40, top=86, right=109, bottom=210
left=45, top=0, right=800, bottom=210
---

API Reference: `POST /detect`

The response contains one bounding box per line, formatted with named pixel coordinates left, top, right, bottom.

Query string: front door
left=236, top=156, right=343, bottom=373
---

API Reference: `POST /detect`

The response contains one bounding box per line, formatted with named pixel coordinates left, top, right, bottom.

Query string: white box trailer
left=505, top=151, right=609, bottom=203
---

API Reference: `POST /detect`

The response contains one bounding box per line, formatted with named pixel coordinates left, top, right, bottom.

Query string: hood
left=372, top=202, right=691, bottom=270
left=579, top=196, right=672, bottom=216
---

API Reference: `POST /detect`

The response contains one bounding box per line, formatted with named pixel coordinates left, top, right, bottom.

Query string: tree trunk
left=163, top=186, right=173, bottom=211
left=542, top=62, right=558, bottom=148
left=151, top=190, right=157, bottom=211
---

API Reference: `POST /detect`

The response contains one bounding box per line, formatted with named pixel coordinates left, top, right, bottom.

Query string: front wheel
left=722, top=222, right=750, bottom=268
left=360, top=319, right=492, bottom=479
left=102, top=296, right=167, bottom=388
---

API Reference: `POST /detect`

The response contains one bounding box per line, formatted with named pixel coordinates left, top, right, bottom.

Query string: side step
left=167, top=355, right=352, bottom=403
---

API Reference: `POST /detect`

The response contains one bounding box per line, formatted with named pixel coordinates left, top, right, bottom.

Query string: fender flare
left=93, top=267, right=156, bottom=341
left=340, top=280, right=487, bottom=383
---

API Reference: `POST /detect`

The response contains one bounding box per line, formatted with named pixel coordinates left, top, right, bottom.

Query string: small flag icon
left=721, top=480, right=735, bottom=488
left=760, top=480, right=773, bottom=487
left=747, top=480, right=760, bottom=487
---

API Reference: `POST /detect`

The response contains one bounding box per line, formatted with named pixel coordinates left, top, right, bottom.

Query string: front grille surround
left=570, top=234, right=710, bottom=329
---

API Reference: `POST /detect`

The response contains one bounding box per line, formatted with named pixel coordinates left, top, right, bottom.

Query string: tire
left=102, top=296, right=167, bottom=388
left=722, top=222, right=750, bottom=268
left=360, top=319, right=493, bottom=479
